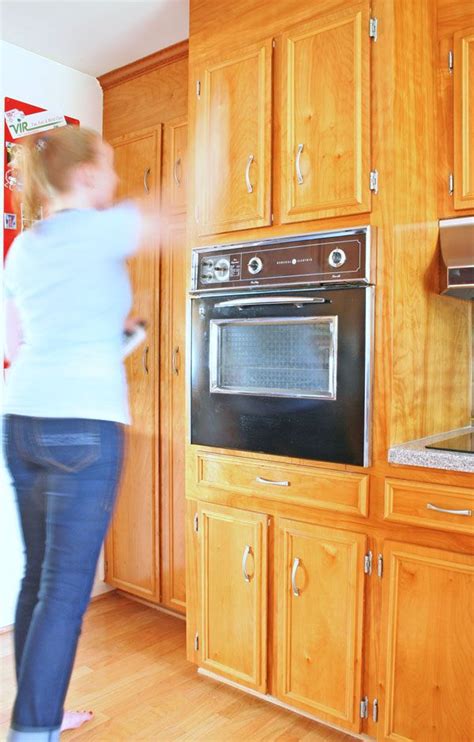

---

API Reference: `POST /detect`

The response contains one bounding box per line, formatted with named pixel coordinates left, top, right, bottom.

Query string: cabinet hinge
left=448, top=49, right=453, bottom=73
left=193, top=513, right=199, bottom=533
left=364, top=550, right=373, bottom=575
left=194, top=632, right=199, bottom=651
left=369, top=17, right=378, bottom=41
left=272, top=39, right=276, bottom=48
left=369, top=170, right=379, bottom=193
left=377, top=553, right=384, bottom=578
left=448, top=173, right=454, bottom=195
left=372, top=698, right=379, bottom=722
left=196, top=79, right=201, bottom=99
left=360, top=696, right=369, bottom=719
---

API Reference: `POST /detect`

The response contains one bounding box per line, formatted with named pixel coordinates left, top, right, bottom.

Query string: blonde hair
left=14, top=126, right=102, bottom=215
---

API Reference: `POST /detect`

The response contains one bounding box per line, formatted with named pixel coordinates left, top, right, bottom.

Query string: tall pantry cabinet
left=100, top=44, right=188, bottom=614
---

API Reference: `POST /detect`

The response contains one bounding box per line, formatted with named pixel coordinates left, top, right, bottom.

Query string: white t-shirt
left=3, top=202, right=142, bottom=424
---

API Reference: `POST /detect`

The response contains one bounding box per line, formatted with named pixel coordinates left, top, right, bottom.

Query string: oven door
left=190, top=287, right=373, bottom=466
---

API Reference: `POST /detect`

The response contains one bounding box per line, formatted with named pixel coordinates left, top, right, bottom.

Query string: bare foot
left=60, top=710, right=94, bottom=731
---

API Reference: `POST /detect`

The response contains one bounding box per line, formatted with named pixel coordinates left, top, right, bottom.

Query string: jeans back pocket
left=32, top=418, right=102, bottom=473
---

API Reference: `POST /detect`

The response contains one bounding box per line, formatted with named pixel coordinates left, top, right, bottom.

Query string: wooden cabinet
left=194, top=39, right=273, bottom=235
left=453, top=27, right=474, bottom=210
left=280, top=2, right=371, bottom=222
left=160, top=221, right=187, bottom=613
left=194, top=450, right=369, bottom=516
left=163, top=116, right=188, bottom=216
left=384, top=478, right=474, bottom=535
left=196, top=501, right=268, bottom=691
left=192, top=3, right=372, bottom=236
left=276, top=518, right=366, bottom=732
left=105, top=126, right=161, bottom=601
left=379, top=541, right=474, bottom=742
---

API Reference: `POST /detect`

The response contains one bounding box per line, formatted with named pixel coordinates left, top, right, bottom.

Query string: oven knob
left=213, top=258, right=230, bottom=281
left=328, top=248, right=347, bottom=269
left=248, top=256, right=263, bottom=275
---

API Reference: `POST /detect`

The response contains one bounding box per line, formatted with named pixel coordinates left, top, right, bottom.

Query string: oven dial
left=328, top=248, right=347, bottom=269
left=213, top=257, right=230, bottom=282
left=248, top=256, right=263, bottom=275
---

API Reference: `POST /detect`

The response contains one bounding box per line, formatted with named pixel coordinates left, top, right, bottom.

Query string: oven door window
left=209, top=316, right=338, bottom=399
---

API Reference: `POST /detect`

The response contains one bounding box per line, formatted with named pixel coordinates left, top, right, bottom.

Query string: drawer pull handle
left=172, top=346, right=180, bottom=375
left=291, top=557, right=301, bottom=597
left=256, top=476, right=289, bottom=487
left=296, top=143, right=304, bottom=185
left=144, top=167, right=151, bottom=193
left=242, top=544, right=252, bottom=583
left=245, top=154, right=254, bottom=193
left=426, top=503, right=472, bottom=517
left=174, top=157, right=182, bottom=187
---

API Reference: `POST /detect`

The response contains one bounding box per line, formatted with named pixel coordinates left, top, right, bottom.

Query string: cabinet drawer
left=196, top=451, right=368, bottom=517
left=384, top=478, right=474, bottom=535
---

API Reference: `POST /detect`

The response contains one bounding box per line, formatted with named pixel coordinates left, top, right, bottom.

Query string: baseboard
left=115, top=590, right=186, bottom=621
left=197, top=668, right=372, bottom=741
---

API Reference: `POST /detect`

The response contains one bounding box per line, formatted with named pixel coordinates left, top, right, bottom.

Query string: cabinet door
left=281, top=2, right=370, bottom=222
left=105, top=127, right=161, bottom=601
left=160, top=221, right=187, bottom=613
left=198, top=502, right=268, bottom=691
left=454, top=27, right=474, bottom=210
left=379, top=541, right=474, bottom=742
left=276, top=518, right=366, bottom=732
left=195, top=39, right=272, bottom=235
left=163, top=116, right=187, bottom=216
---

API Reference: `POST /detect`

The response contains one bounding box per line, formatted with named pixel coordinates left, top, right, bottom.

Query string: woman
left=3, top=126, right=158, bottom=741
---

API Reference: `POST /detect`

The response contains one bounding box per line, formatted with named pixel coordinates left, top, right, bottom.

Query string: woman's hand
left=124, top=316, right=147, bottom=335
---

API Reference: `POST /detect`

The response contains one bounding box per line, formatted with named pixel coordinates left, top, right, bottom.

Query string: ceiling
left=0, top=0, right=189, bottom=77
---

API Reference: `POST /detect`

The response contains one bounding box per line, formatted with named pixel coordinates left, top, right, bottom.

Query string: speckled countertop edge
left=388, top=426, right=474, bottom=473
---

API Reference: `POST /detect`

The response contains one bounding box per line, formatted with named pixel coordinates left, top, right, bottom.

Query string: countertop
left=388, top=426, right=474, bottom=474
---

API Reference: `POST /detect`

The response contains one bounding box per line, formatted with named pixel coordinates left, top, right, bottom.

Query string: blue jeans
left=3, top=415, right=124, bottom=740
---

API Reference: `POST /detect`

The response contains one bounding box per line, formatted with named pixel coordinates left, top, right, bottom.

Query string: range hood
left=439, top=217, right=474, bottom=300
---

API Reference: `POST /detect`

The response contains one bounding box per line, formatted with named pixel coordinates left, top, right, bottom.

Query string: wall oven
left=190, top=228, right=374, bottom=466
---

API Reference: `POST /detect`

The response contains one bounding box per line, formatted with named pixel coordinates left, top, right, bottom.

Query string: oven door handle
left=214, top=296, right=328, bottom=308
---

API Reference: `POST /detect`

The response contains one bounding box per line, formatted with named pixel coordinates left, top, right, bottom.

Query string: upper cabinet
left=281, top=3, right=371, bottom=222
left=163, top=116, right=188, bottom=216
left=453, top=27, right=474, bottom=210
left=192, top=2, right=372, bottom=237
left=195, top=40, right=273, bottom=235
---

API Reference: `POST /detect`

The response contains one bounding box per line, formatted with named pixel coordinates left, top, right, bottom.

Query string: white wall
left=0, top=41, right=109, bottom=630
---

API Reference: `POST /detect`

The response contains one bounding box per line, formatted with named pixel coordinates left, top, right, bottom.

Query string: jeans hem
left=10, top=724, right=61, bottom=733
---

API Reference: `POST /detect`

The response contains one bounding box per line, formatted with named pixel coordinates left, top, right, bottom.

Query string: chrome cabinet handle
left=144, top=167, right=151, bottom=193
left=242, top=545, right=252, bottom=583
left=427, top=503, right=472, bottom=517
left=291, top=557, right=301, bottom=597
left=173, top=157, right=181, bottom=187
left=172, top=346, right=180, bottom=375
left=143, top=345, right=149, bottom=374
left=245, top=154, right=254, bottom=193
left=256, top=476, right=289, bottom=487
left=296, top=143, right=304, bottom=185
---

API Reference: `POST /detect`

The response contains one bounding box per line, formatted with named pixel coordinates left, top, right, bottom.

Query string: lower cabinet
left=276, top=518, right=367, bottom=732
left=197, top=501, right=268, bottom=692
left=188, top=482, right=473, bottom=741
left=378, top=541, right=474, bottom=742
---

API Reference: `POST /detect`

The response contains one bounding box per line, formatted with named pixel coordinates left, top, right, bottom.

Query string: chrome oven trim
left=363, top=285, right=375, bottom=467
left=209, top=315, right=338, bottom=400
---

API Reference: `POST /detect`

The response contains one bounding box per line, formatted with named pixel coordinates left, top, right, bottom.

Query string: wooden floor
left=0, top=592, right=358, bottom=741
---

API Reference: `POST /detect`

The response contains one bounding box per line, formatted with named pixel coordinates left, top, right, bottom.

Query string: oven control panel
left=192, top=228, right=372, bottom=291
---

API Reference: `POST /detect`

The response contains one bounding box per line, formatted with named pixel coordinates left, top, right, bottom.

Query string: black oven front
left=190, top=228, right=374, bottom=467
